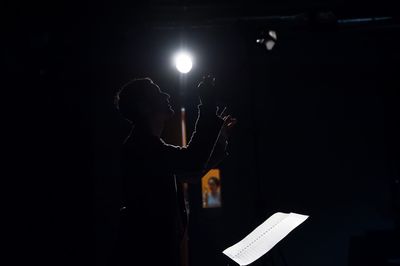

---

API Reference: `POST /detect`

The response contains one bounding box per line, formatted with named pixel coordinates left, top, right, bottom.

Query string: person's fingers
left=227, top=122, right=236, bottom=128
left=221, top=116, right=237, bottom=128
left=227, top=118, right=237, bottom=128
left=226, top=117, right=236, bottom=123
left=217, top=106, right=226, bottom=118
left=222, top=115, right=231, bottom=125
left=219, top=107, right=227, bottom=118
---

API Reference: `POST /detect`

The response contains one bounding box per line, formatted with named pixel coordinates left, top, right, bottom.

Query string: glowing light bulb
left=174, top=52, right=193, bottom=74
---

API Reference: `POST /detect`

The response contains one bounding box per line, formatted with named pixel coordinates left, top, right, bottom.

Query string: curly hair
left=115, top=78, right=157, bottom=123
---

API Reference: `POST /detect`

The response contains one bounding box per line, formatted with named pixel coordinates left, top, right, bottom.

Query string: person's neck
left=135, top=118, right=164, bottom=138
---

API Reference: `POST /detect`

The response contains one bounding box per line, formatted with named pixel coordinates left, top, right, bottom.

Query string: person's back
left=117, top=130, right=181, bottom=266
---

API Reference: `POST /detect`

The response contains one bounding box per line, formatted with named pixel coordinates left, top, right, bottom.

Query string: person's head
left=115, top=78, right=174, bottom=124
left=208, top=177, right=220, bottom=193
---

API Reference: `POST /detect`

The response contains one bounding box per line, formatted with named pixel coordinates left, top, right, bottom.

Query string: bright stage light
left=174, top=52, right=193, bottom=74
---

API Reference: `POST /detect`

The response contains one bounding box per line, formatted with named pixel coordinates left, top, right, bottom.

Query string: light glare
left=175, top=52, right=193, bottom=74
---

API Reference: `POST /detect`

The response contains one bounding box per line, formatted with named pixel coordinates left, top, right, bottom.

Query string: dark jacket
left=114, top=104, right=227, bottom=266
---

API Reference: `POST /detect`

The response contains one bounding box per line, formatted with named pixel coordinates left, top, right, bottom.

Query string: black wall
left=6, top=3, right=398, bottom=265
left=93, top=24, right=399, bottom=266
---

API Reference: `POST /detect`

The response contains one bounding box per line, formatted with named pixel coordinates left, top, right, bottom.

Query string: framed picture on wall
left=202, top=169, right=222, bottom=208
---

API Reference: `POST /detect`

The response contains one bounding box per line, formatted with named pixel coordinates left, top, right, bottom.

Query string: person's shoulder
left=159, top=138, right=184, bottom=151
left=159, top=138, right=176, bottom=147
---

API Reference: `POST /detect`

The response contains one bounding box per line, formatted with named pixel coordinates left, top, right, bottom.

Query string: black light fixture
left=256, top=30, right=278, bottom=51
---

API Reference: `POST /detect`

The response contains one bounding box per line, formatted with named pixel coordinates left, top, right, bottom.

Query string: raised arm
left=159, top=76, right=237, bottom=180
left=159, top=76, right=227, bottom=178
left=160, top=102, right=223, bottom=177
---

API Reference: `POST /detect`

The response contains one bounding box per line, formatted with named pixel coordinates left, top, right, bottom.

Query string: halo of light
left=174, top=52, right=193, bottom=74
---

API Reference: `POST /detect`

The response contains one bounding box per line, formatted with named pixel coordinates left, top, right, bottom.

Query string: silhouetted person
left=111, top=77, right=236, bottom=266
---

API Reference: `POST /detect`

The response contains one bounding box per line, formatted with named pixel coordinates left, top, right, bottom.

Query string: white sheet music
left=222, top=212, right=309, bottom=266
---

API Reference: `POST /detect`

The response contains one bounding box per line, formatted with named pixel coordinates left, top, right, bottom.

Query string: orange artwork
left=202, top=169, right=222, bottom=208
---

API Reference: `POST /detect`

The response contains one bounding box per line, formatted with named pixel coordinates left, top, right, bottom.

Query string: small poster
left=202, top=169, right=222, bottom=208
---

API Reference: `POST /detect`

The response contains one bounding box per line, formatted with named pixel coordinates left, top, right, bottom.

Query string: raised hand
left=197, top=74, right=217, bottom=107
left=220, top=114, right=238, bottom=140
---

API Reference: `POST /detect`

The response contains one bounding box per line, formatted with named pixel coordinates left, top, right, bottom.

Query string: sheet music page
left=222, top=212, right=309, bottom=266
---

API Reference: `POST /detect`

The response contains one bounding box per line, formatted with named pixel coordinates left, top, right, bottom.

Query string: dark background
left=5, top=1, right=399, bottom=266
